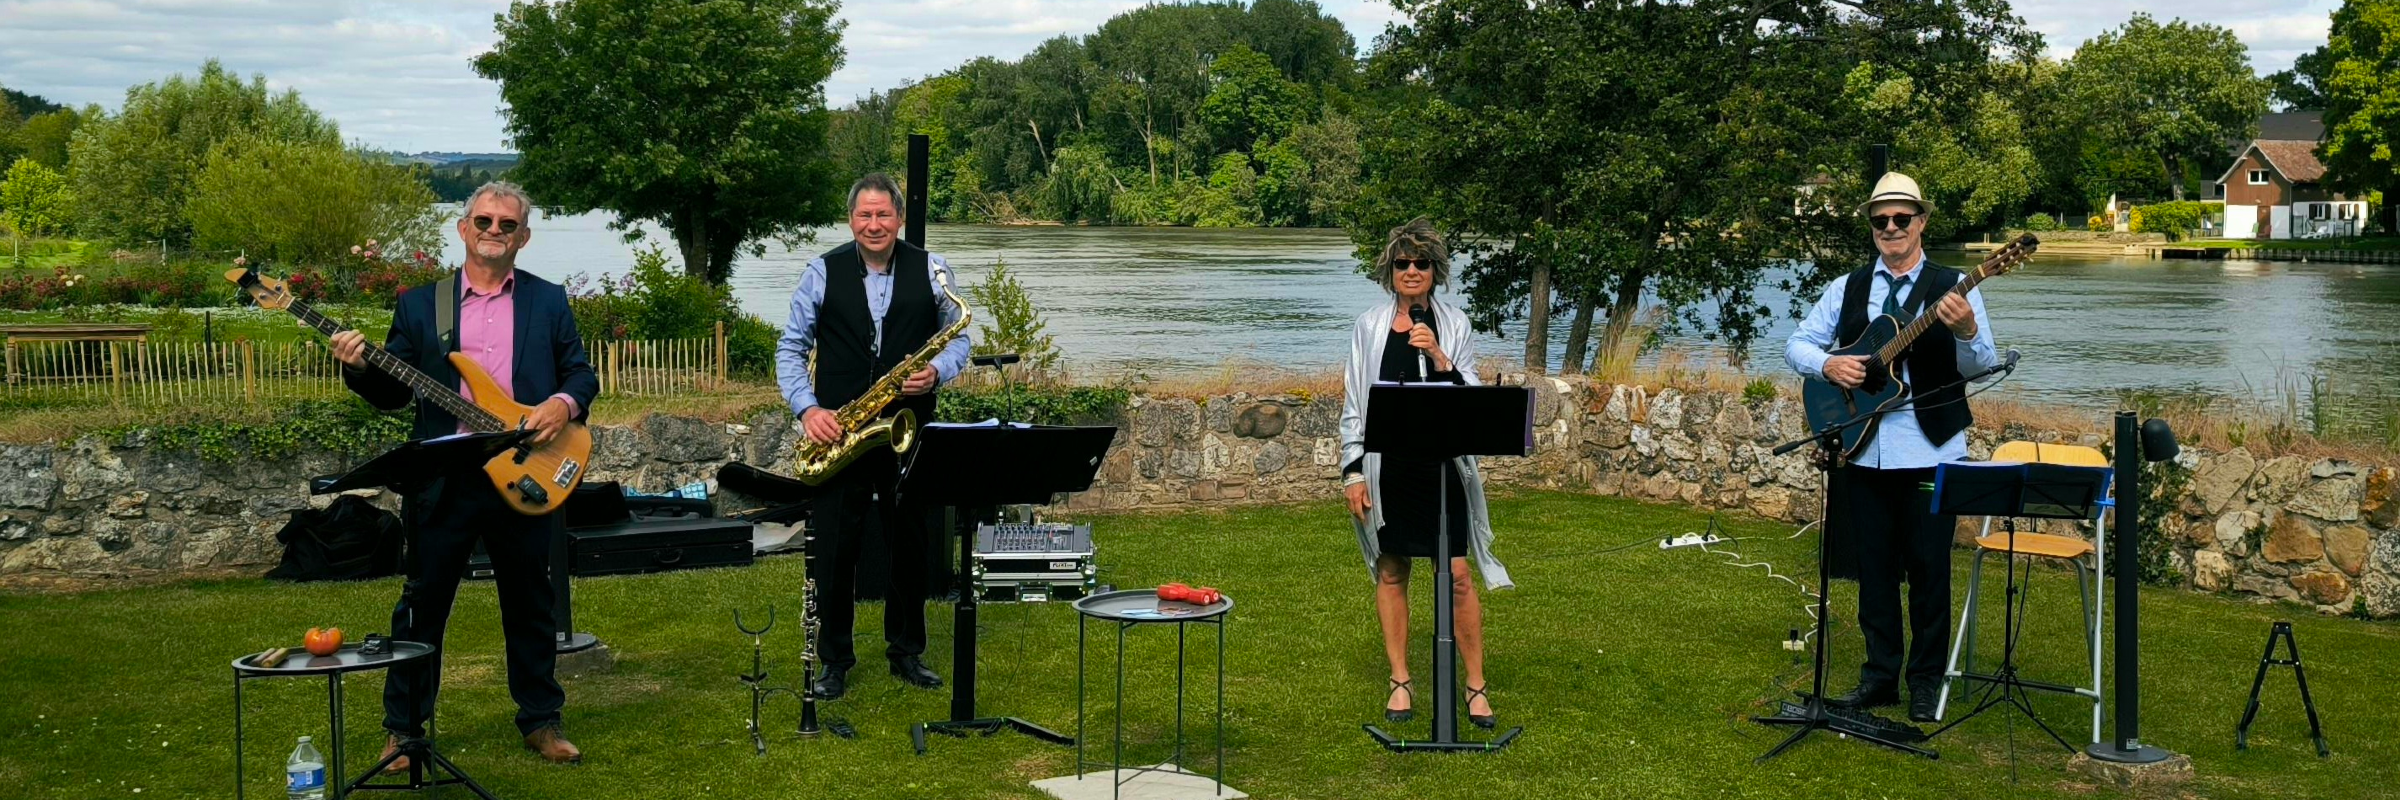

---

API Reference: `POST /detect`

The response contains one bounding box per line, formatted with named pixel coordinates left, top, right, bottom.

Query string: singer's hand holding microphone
left=1407, top=305, right=1451, bottom=374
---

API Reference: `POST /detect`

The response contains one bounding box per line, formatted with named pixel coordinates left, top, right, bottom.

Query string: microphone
left=1962, top=348, right=2020, bottom=383
left=1408, top=303, right=1433, bottom=379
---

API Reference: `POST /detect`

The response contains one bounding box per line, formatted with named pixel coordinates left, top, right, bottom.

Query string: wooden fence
left=1, top=322, right=731, bottom=406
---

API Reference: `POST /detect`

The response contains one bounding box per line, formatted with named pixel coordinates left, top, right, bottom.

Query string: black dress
left=1367, top=327, right=1469, bottom=560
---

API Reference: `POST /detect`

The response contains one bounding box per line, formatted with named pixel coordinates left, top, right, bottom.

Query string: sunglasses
left=1870, top=213, right=1918, bottom=231
left=472, top=215, right=523, bottom=234
left=1391, top=258, right=1435, bottom=273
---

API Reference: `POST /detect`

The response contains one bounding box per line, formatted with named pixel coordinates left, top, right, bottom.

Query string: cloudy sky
left=0, top=0, right=2343, bottom=154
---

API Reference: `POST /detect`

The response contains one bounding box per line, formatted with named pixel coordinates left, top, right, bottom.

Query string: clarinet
left=798, top=527, right=826, bottom=736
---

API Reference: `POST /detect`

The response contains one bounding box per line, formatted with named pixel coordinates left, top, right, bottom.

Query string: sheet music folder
left=1362, top=383, right=1534, bottom=459
left=1932, top=461, right=2111, bottom=521
left=898, top=422, right=1118, bottom=506
left=309, top=430, right=534, bottom=494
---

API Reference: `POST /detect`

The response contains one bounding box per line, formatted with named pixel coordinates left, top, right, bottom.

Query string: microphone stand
left=1754, top=357, right=2015, bottom=762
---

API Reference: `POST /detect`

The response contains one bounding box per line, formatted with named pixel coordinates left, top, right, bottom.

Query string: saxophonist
left=775, top=173, right=973, bottom=699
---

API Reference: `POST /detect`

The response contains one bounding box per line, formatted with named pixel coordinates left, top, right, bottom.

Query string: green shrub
left=967, top=258, right=1060, bottom=372
left=564, top=242, right=779, bottom=378
left=2020, top=213, right=2060, bottom=232
left=2131, top=201, right=2222, bottom=241
left=936, top=384, right=1131, bottom=426
left=1741, top=378, right=1777, bottom=402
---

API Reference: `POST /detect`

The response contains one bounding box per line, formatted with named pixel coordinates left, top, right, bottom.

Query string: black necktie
left=1881, top=273, right=1914, bottom=320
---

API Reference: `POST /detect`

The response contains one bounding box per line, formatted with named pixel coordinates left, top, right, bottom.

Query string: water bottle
left=286, top=736, right=326, bottom=800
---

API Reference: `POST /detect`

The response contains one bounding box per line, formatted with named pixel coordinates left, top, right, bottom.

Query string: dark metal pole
left=2090, top=411, right=2170, bottom=763
left=905, top=134, right=929, bottom=247
left=1867, top=144, right=1890, bottom=188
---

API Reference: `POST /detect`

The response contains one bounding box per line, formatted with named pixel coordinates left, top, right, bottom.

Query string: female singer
left=1338, top=217, right=1514, bottom=728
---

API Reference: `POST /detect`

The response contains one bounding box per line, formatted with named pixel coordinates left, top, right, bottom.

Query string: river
left=450, top=208, right=2400, bottom=437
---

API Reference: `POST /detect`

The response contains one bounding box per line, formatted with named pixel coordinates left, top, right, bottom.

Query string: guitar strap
left=433, top=272, right=459, bottom=354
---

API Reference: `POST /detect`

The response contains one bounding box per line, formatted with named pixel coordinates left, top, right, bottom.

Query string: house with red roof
left=2211, top=112, right=2369, bottom=239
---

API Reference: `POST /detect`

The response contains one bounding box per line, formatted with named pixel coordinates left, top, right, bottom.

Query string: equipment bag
left=265, top=495, right=405, bottom=582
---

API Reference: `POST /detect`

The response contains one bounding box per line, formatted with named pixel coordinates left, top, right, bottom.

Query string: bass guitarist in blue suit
left=1784, top=172, right=1999, bottom=724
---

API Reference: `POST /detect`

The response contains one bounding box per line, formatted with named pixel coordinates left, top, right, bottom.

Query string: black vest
left=813, top=240, right=939, bottom=421
left=1835, top=261, right=1972, bottom=446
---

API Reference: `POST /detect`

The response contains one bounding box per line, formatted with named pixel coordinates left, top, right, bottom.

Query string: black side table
left=231, top=641, right=433, bottom=799
left=1073, top=589, right=1231, bottom=799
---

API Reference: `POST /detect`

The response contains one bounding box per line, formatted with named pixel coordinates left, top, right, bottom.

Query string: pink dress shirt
left=456, top=272, right=576, bottom=432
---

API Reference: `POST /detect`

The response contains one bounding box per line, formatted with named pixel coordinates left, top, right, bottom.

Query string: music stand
left=901, top=422, right=1118, bottom=755
left=311, top=430, right=537, bottom=800
left=1358, top=383, right=1531, bottom=753
left=1924, top=461, right=2108, bottom=759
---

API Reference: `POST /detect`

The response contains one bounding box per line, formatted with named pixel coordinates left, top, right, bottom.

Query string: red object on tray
left=1157, top=583, right=1221, bottom=605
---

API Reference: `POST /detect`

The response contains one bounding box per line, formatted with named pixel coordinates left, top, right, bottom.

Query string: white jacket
left=1337, top=297, right=1514, bottom=590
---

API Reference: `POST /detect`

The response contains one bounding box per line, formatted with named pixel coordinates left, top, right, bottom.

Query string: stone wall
left=5, top=378, right=2395, bottom=620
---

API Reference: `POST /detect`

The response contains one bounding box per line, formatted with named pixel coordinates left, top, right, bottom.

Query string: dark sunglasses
left=1391, top=258, right=1435, bottom=272
left=472, top=215, right=523, bottom=234
left=1870, top=213, right=1918, bottom=231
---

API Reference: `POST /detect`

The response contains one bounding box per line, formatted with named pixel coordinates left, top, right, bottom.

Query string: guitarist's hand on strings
left=329, top=330, right=369, bottom=370
left=1933, top=293, right=1978, bottom=340
left=525, top=397, right=574, bottom=445
left=1822, top=355, right=1868, bottom=389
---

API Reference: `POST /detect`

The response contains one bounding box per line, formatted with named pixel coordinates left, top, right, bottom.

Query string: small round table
left=231, top=641, right=433, bottom=800
left=1073, top=589, right=1231, bottom=799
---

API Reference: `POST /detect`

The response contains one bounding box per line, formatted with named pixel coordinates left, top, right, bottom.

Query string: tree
left=2, top=158, right=75, bottom=263
left=2320, top=0, right=2400, bottom=234
left=1200, top=45, right=1308, bottom=155
left=2067, top=14, right=2270, bottom=201
left=67, top=60, right=339, bottom=246
left=476, top=0, right=848, bottom=284
left=967, top=258, right=1061, bottom=372
left=12, top=108, right=85, bottom=170
left=184, top=136, right=443, bottom=266
left=2270, top=46, right=2337, bottom=111
left=1358, top=0, right=2034, bottom=375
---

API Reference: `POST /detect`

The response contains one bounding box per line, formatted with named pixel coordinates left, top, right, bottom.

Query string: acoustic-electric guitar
left=1799, top=233, right=2038, bottom=461
left=226, top=267, right=591, bottom=515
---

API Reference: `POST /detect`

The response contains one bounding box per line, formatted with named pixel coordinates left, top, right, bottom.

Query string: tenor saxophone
left=791, top=266, right=972, bottom=485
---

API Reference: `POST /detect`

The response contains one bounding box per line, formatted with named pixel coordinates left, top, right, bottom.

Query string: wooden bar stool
left=1935, top=441, right=2111, bottom=744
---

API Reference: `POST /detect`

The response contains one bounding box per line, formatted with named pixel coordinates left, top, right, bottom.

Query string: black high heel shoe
left=1465, top=683, right=1496, bottom=730
left=1384, top=678, right=1415, bottom=723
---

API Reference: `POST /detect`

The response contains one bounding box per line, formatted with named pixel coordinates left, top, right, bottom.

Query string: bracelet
left=1342, top=472, right=1368, bottom=487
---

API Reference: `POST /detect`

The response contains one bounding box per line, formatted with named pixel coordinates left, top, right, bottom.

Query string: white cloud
left=0, top=0, right=2343, bottom=153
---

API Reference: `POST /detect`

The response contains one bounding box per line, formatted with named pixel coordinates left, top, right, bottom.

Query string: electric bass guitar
left=226, top=267, right=591, bottom=515
left=1799, top=233, right=2037, bottom=461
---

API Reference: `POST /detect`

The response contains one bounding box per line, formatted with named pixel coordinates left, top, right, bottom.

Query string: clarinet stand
left=1754, top=417, right=1938, bottom=762
left=733, top=605, right=853, bottom=756
left=1358, top=383, right=1530, bottom=753
left=905, top=422, right=1119, bottom=755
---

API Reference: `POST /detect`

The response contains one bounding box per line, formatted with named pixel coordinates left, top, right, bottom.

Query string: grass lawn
left=2, top=490, right=2392, bottom=799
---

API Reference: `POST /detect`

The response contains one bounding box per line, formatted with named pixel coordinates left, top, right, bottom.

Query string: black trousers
left=810, top=450, right=933, bottom=672
left=382, top=474, right=564, bottom=737
left=1837, top=465, right=1957, bottom=689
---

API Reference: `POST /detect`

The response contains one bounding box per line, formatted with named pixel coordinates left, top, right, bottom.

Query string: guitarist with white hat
left=1784, top=171, right=2000, bottom=724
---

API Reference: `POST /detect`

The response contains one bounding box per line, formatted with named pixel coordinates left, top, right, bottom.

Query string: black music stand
left=311, top=431, right=536, bottom=800
left=1924, top=461, right=2108, bottom=759
left=1359, top=383, right=1530, bottom=753
left=902, top=422, right=1118, bottom=755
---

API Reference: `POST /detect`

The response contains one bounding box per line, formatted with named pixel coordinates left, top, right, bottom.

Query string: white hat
left=1857, top=171, right=1934, bottom=215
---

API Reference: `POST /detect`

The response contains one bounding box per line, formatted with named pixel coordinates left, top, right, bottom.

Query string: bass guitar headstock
left=223, top=265, right=297, bottom=311
left=1974, top=233, right=2040, bottom=281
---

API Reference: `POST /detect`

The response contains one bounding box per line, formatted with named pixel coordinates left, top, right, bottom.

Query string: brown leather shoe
left=378, top=735, right=412, bottom=775
left=523, top=726, right=582, bottom=764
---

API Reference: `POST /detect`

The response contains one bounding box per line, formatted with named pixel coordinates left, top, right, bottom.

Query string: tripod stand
left=1753, top=423, right=1938, bottom=762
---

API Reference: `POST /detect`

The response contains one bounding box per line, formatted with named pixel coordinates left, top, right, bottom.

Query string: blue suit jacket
left=343, top=270, right=599, bottom=441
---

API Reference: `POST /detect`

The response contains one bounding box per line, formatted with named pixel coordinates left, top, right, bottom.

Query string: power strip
left=1659, top=533, right=1726, bottom=550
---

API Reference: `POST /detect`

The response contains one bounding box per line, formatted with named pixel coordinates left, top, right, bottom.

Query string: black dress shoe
left=1827, top=681, right=1899, bottom=709
left=889, top=656, right=942, bottom=689
left=811, top=666, right=848, bottom=701
left=1908, top=685, right=1941, bottom=724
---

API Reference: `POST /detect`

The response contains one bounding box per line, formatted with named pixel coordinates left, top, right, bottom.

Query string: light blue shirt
left=776, top=251, right=973, bottom=416
left=1784, top=255, right=2000, bottom=469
